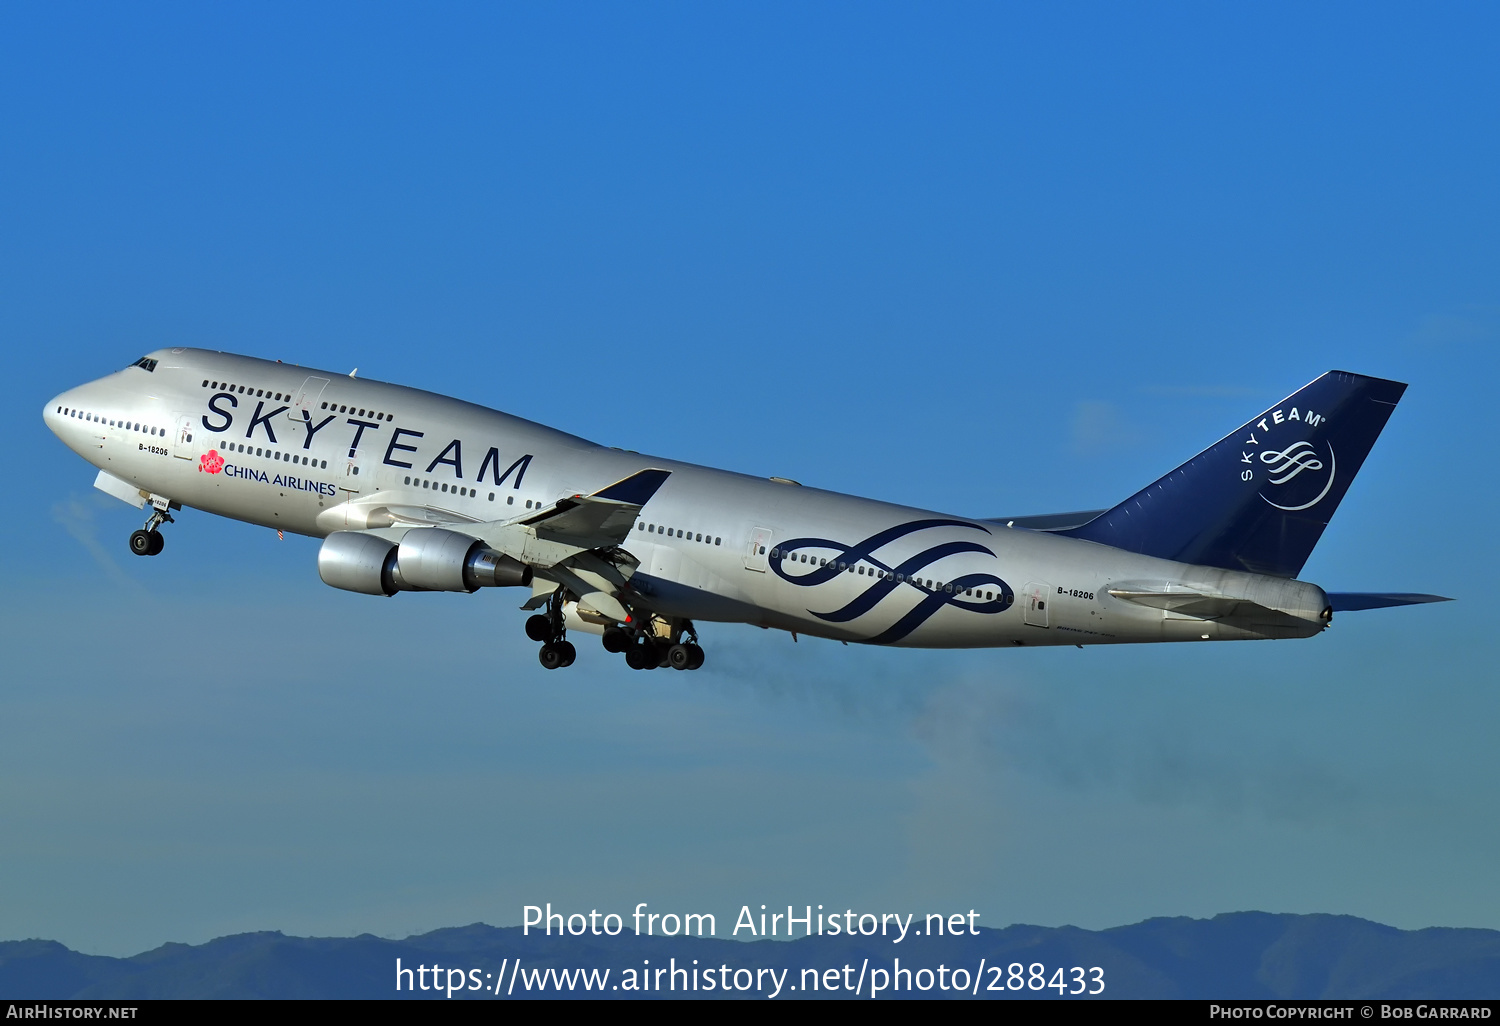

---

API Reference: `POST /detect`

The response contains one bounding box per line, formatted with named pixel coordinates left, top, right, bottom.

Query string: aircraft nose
left=43, top=393, right=66, bottom=436
left=44, top=389, right=85, bottom=443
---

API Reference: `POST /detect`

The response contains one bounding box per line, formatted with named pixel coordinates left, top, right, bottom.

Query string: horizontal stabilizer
left=1108, top=587, right=1319, bottom=631
left=1327, top=592, right=1452, bottom=612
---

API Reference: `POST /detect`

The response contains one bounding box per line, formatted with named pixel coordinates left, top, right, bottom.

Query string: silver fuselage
left=44, top=349, right=1329, bottom=648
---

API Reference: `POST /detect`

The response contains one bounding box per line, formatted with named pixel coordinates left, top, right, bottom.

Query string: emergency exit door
left=1022, top=582, right=1052, bottom=627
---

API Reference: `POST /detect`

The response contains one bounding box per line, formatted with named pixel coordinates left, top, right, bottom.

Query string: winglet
left=592, top=468, right=671, bottom=505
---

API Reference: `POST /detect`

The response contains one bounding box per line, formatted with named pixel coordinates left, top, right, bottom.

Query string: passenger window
left=715, top=537, right=721, bottom=545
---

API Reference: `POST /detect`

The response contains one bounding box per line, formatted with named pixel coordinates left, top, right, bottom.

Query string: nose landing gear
left=128, top=509, right=174, bottom=557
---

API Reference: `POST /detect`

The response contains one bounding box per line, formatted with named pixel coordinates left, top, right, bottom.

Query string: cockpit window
left=129, top=357, right=158, bottom=372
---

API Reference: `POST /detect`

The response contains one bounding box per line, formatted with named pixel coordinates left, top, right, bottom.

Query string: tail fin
left=1062, top=371, right=1406, bottom=578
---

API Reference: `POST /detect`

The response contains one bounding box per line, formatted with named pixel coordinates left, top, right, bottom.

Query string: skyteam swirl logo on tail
left=1258, top=440, right=1336, bottom=511
left=1238, top=404, right=1338, bottom=512
left=771, top=518, right=1014, bottom=644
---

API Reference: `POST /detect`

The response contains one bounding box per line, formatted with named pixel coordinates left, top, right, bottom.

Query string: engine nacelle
left=318, top=531, right=401, bottom=596
left=396, top=527, right=531, bottom=593
left=318, top=529, right=531, bottom=596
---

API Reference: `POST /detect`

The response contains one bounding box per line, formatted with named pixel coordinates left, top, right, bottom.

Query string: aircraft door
left=1022, top=582, right=1052, bottom=627
left=170, top=415, right=196, bottom=461
left=288, top=376, right=331, bottom=422
left=338, top=449, right=366, bottom=500
left=744, top=526, right=773, bottom=572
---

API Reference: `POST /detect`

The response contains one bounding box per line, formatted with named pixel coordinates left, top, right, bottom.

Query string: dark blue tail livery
left=1063, top=371, right=1406, bottom=578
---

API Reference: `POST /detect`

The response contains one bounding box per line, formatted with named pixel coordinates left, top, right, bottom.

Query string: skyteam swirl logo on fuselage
left=771, top=518, right=1014, bottom=644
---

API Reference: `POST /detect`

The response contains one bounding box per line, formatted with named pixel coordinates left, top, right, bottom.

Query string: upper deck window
left=129, top=357, right=158, bottom=372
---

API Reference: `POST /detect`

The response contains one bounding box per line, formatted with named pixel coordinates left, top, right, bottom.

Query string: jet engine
left=318, top=529, right=530, bottom=597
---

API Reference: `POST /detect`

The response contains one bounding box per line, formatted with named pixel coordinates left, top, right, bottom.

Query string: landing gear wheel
left=556, top=640, right=576, bottom=667
left=685, top=643, right=705, bottom=670
left=132, top=508, right=175, bottom=556
left=538, top=643, right=566, bottom=670
left=525, top=615, right=552, bottom=642
left=601, top=627, right=629, bottom=653
left=668, top=644, right=692, bottom=671
left=625, top=640, right=657, bottom=670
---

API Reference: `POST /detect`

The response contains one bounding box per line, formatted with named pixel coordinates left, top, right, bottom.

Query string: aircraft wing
left=520, top=469, right=672, bottom=549
left=491, top=469, right=672, bottom=623
left=380, top=504, right=485, bottom=526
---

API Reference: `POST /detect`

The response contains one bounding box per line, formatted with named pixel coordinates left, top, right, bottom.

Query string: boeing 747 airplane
left=44, top=350, right=1447, bottom=670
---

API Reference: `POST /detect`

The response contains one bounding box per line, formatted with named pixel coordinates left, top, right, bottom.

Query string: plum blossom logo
left=199, top=450, right=224, bottom=474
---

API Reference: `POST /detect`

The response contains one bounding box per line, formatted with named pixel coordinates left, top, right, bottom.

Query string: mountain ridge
left=3, top=912, right=1498, bottom=999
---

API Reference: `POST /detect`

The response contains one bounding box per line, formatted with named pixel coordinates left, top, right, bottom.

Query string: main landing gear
left=601, top=618, right=705, bottom=672
left=526, top=594, right=576, bottom=670
left=522, top=596, right=705, bottom=672
left=128, top=508, right=174, bottom=557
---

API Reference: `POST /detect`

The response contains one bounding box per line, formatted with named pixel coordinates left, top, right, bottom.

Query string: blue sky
left=2, top=2, right=1496, bottom=956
